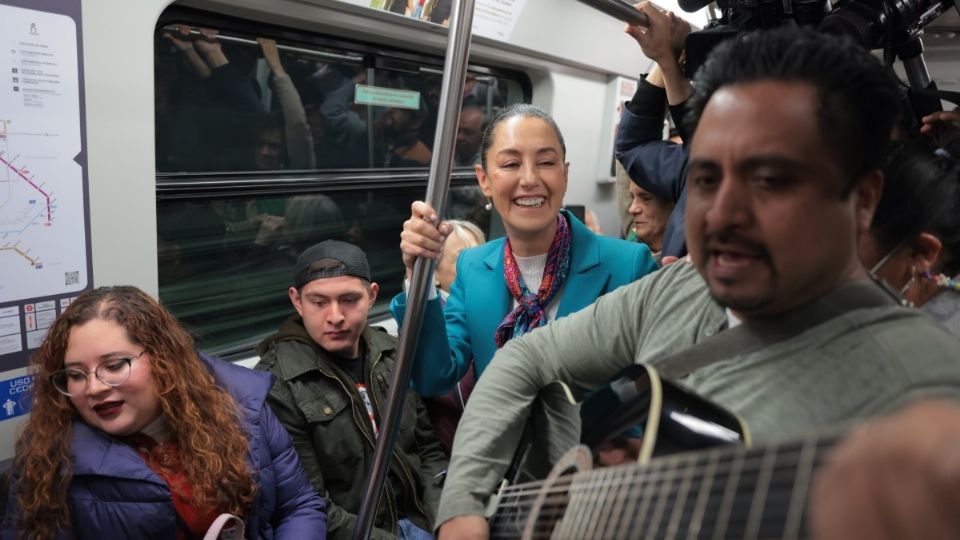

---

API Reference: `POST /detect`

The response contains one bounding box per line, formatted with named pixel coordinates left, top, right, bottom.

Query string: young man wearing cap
left=255, top=240, right=447, bottom=540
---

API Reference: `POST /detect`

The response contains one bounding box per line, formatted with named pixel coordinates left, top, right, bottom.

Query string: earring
left=484, top=198, right=492, bottom=211
left=923, top=271, right=960, bottom=293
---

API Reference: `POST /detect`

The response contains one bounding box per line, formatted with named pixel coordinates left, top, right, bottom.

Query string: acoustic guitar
left=487, top=364, right=838, bottom=539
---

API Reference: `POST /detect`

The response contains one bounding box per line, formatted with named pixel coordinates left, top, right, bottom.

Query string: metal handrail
left=576, top=0, right=650, bottom=25
left=351, top=0, right=477, bottom=536
left=160, top=25, right=365, bottom=63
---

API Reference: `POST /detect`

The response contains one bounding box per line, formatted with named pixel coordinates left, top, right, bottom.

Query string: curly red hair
left=11, top=286, right=256, bottom=538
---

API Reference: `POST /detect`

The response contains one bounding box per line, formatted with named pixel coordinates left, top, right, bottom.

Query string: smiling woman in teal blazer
left=391, top=209, right=655, bottom=396
left=391, top=104, right=657, bottom=399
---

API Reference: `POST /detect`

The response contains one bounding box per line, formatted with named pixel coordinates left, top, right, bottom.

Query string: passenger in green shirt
left=434, top=23, right=960, bottom=539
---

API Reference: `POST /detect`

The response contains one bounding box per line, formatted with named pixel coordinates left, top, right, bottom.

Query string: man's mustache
left=702, top=231, right=772, bottom=263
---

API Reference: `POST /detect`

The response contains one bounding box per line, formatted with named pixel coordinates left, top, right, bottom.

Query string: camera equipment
left=818, top=0, right=957, bottom=116
left=819, top=0, right=953, bottom=52
left=681, top=0, right=831, bottom=79
left=577, top=0, right=958, bottom=118
left=681, top=0, right=957, bottom=116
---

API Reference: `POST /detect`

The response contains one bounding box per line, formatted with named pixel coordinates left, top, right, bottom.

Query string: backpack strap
left=203, top=513, right=245, bottom=540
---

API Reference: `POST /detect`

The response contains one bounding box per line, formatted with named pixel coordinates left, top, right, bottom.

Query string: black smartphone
left=565, top=204, right=586, bottom=223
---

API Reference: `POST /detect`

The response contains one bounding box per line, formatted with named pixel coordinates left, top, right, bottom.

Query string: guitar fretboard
left=490, top=433, right=838, bottom=539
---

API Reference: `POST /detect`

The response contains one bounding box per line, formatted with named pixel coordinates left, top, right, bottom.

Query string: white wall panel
left=84, top=0, right=174, bottom=296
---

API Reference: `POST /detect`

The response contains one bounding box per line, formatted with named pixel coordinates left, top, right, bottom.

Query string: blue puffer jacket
left=1, top=356, right=327, bottom=539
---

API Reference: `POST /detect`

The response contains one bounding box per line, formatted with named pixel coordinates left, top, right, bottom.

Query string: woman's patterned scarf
left=495, top=213, right=572, bottom=348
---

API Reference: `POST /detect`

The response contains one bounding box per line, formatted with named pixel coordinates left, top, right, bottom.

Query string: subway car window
left=157, top=188, right=423, bottom=354
left=155, top=24, right=526, bottom=173
left=154, top=12, right=529, bottom=355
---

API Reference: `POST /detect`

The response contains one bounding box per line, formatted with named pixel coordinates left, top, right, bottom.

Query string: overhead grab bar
left=159, top=25, right=365, bottom=63
left=576, top=0, right=650, bottom=26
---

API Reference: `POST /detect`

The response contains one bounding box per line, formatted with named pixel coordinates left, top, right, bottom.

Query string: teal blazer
left=390, top=211, right=657, bottom=397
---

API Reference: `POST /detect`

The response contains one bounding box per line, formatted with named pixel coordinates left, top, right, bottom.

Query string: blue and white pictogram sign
left=1, top=374, right=34, bottom=420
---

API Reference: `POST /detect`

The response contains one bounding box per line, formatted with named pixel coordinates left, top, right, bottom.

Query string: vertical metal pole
left=352, top=0, right=476, bottom=537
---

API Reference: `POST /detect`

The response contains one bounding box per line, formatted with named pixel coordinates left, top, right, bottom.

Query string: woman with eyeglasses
left=2, top=286, right=326, bottom=539
left=859, top=139, right=960, bottom=335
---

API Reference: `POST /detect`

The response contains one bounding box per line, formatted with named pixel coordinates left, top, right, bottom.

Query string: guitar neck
left=490, top=433, right=839, bottom=539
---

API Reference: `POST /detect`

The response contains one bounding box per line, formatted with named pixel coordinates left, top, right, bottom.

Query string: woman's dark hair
left=479, top=104, right=566, bottom=170
left=871, top=139, right=960, bottom=276
left=685, top=27, right=902, bottom=195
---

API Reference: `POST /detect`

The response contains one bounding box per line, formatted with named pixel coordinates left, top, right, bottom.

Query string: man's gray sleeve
left=435, top=278, right=649, bottom=524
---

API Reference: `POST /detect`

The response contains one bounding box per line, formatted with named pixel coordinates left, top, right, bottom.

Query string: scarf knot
left=495, top=214, right=573, bottom=348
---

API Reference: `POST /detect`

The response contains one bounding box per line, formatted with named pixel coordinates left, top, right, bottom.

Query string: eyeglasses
left=867, top=240, right=915, bottom=308
left=50, top=351, right=146, bottom=397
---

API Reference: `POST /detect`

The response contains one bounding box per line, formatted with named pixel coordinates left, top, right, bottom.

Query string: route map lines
left=0, top=244, right=40, bottom=267
left=0, top=125, right=55, bottom=273
left=0, top=150, right=53, bottom=224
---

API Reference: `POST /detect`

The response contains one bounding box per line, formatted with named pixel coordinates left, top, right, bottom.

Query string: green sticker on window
left=354, top=85, right=421, bottom=110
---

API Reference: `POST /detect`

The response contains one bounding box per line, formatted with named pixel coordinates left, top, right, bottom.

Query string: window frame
left=154, top=6, right=530, bottom=359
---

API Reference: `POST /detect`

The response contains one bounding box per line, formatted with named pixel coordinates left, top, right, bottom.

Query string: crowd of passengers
left=5, top=3, right=960, bottom=538
left=155, top=24, right=499, bottom=173
left=154, top=25, right=496, bottom=333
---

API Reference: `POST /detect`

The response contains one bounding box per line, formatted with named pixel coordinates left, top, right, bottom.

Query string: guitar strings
left=495, top=435, right=833, bottom=500
left=494, top=476, right=812, bottom=539
left=516, top=465, right=810, bottom=520
left=512, top=466, right=815, bottom=538
left=489, top=438, right=830, bottom=538
left=493, top=445, right=819, bottom=510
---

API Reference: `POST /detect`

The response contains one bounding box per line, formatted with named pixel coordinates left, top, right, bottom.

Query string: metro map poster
left=0, top=0, right=91, bottom=376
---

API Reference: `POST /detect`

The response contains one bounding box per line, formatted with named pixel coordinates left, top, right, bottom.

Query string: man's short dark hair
left=684, top=27, right=902, bottom=194
left=871, top=139, right=960, bottom=276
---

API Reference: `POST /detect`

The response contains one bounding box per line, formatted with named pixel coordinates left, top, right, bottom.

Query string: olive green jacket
left=256, top=317, right=447, bottom=539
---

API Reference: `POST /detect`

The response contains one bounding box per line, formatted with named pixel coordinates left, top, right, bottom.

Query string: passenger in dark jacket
left=256, top=240, right=447, bottom=540
left=616, top=77, right=689, bottom=258
left=2, top=286, right=325, bottom=539
left=615, top=1, right=695, bottom=259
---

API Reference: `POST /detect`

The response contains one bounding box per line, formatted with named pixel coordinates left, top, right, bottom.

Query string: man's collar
left=360, top=325, right=397, bottom=358
left=268, top=317, right=396, bottom=380
left=725, top=308, right=743, bottom=329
